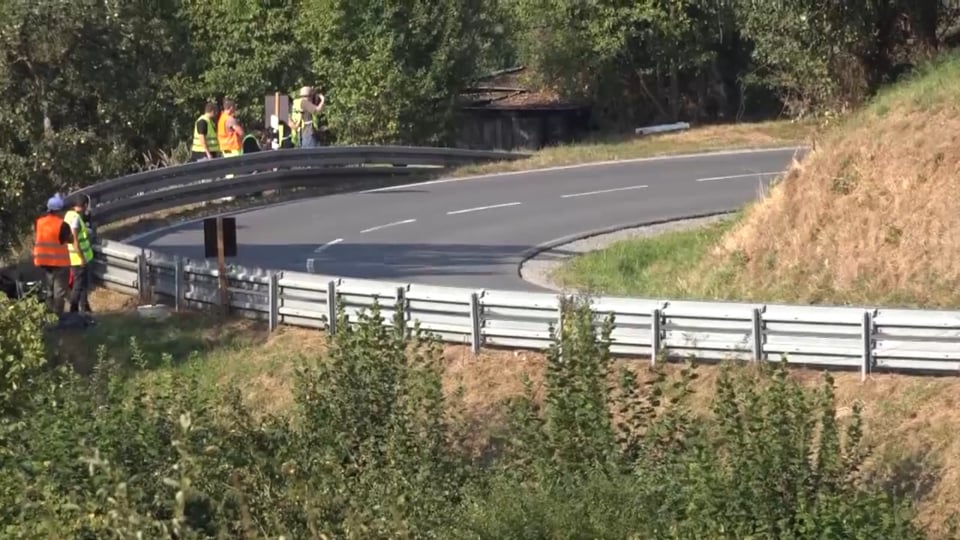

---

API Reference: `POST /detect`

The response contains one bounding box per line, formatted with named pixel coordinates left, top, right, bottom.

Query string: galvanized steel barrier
left=84, top=146, right=960, bottom=379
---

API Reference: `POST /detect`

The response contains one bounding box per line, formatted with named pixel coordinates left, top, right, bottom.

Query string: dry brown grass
left=70, top=287, right=960, bottom=533
left=673, top=57, right=960, bottom=307
left=452, top=119, right=818, bottom=177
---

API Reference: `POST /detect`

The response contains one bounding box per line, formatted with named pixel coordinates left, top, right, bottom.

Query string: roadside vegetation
left=555, top=52, right=960, bottom=309
left=2, top=1, right=950, bottom=259
left=5, top=1, right=960, bottom=538
left=5, top=290, right=959, bottom=538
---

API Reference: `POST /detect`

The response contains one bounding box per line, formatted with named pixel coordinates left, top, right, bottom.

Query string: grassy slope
left=557, top=53, right=960, bottom=309
left=80, top=289, right=960, bottom=535
left=553, top=215, right=739, bottom=297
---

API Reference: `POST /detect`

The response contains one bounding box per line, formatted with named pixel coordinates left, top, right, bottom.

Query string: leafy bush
left=0, top=295, right=933, bottom=537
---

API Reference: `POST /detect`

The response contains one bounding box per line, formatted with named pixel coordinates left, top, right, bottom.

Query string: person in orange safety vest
left=32, top=194, right=73, bottom=316
left=217, top=98, right=245, bottom=157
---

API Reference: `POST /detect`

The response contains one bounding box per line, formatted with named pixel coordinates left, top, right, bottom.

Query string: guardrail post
left=137, top=248, right=148, bottom=304
left=326, top=279, right=338, bottom=335
left=268, top=271, right=279, bottom=331
left=861, top=310, right=874, bottom=381
left=556, top=295, right=564, bottom=362
left=395, top=286, right=407, bottom=335
left=469, top=291, right=482, bottom=355
left=651, top=306, right=662, bottom=367
left=174, top=256, right=184, bottom=312
left=751, top=307, right=763, bottom=362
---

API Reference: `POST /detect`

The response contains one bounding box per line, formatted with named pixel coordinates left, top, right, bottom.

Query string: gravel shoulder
left=518, top=214, right=733, bottom=292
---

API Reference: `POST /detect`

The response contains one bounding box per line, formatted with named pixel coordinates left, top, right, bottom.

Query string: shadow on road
left=145, top=240, right=577, bottom=288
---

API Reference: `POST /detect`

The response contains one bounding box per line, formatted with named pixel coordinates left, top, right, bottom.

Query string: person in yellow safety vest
left=217, top=99, right=244, bottom=157
left=290, top=85, right=325, bottom=148
left=64, top=194, right=95, bottom=320
left=32, top=194, right=73, bottom=316
left=190, top=101, right=220, bottom=161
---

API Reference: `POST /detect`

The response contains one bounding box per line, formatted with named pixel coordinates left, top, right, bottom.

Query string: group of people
left=32, top=193, right=95, bottom=325
left=190, top=86, right=326, bottom=162
left=26, top=87, right=327, bottom=322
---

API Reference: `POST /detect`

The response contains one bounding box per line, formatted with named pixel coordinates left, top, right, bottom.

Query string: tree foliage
left=1, top=0, right=955, bottom=255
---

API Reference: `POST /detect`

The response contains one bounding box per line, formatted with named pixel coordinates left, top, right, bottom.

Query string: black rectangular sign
left=203, top=217, right=237, bottom=258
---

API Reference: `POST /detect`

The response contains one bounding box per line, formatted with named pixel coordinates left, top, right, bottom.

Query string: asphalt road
left=132, top=146, right=807, bottom=291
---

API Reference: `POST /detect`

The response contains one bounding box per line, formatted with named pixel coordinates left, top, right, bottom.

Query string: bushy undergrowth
left=0, top=294, right=936, bottom=538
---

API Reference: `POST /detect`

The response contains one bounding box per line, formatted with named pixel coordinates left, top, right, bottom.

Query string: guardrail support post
left=651, top=307, right=662, bottom=367
left=861, top=310, right=873, bottom=381
left=556, top=295, right=565, bottom=363
left=174, top=256, right=184, bottom=312
left=469, top=291, right=482, bottom=355
left=395, top=286, right=407, bottom=335
left=751, top=307, right=763, bottom=362
left=268, top=271, right=279, bottom=331
left=136, top=249, right=148, bottom=304
left=326, top=280, right=337, bottom=335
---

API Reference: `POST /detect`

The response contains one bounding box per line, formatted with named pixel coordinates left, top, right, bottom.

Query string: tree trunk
left=670, top=59, right=680, bottom=122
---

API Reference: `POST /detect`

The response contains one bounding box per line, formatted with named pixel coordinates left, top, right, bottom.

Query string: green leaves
left=0, top=293, right=938, bottom=537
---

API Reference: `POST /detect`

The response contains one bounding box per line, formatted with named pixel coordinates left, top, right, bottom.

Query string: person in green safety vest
left=241, top=132, right=261, bottom=154
left=190, top=101, right=220, bottom=161
left=290, top=86, right=325, bottom=148
left=270, top=120, right=295, bottom=149
left=64, top=194, right=95, bottom=321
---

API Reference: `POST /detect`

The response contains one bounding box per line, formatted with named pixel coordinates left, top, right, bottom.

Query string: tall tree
left=298, top=0, right=499, bottom=145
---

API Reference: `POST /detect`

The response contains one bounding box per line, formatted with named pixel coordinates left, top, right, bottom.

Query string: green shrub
left=0, top=295, right=934, bottom=538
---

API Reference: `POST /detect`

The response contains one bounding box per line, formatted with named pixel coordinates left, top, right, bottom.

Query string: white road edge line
left=360, top=218, right=416, bottom=233
left=121, top=147, right=807, bottom=244
left=446, top=202, right=522, bottom=215
left=314, top=238, right=344, bottom=253
left=360, top=146, right=806, bottom=194
left=561, top=185, right=648, bottom=198
left=696, top=170, right=785, bottom=182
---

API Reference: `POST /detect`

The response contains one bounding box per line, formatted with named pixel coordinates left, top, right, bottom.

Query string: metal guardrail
left=82, top=146, right=960, bottom=379
left=78, top=145, right=528, bottom=224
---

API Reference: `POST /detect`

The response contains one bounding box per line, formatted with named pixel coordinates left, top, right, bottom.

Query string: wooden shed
left=455, top=67, right=591, bottom=151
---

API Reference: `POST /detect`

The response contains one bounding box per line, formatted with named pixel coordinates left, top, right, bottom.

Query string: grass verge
left=551, top=215, right=739, bottom=297
left=64, top=287, right=960, bottom=535
left=452, top=119, right=817, bottom=177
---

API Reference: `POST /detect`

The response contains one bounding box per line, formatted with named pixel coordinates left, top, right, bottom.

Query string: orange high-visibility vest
left=32, top=214, right=70, bottom=267
left=217, top=111, right=241, bottom=153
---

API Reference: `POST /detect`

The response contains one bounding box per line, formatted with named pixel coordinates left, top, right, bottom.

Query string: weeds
left=0, top=292, right=945, bottom=537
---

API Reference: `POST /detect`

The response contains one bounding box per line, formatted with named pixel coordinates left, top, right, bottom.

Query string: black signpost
left=203, top=216, right=237, bottom=314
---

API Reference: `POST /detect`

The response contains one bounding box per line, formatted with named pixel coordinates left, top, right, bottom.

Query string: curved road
left=132, top=147, right=806, bottom=292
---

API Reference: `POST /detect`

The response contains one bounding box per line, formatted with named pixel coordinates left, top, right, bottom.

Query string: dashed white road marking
left=561, top=185, right=648, bottom=198
left=314, top=238, right=343, bottom=253
left=696, top=170, right=785, bottom=182
left=446, top=201, right=522, bottom=215
left=360, top=218, right=417, bottom=233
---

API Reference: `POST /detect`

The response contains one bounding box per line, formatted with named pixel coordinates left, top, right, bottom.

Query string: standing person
left=217, top=99, right=244, bottom=157
left=241, top=131, right=261, bottom=154
left=72, top=194, right=95, bottom=312
left=64, top=195, right=95, bottom=320
left=32, top=194, right=72, bottom=316
left=290, top=86, right=325, bottom=148
left=190, top=102, right=220, bottom=162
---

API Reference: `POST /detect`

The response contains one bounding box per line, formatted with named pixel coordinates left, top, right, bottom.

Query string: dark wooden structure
left=455, top=67, right=591, bottom=151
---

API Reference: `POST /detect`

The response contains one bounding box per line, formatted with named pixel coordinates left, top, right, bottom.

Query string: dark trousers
left=69, top=264, right=91, bottom=313
left=190, top=151, right=220, bottom=162
left=42, top=266, right=70, bottom=315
